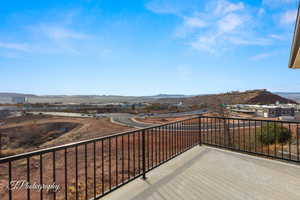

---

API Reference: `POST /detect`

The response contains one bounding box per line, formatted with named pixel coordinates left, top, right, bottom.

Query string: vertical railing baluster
left=223, top=118, right=226, bottom=146
left=281, top=122, right=284, bottom=159
left=218, top=118, right=220, bottom=146
left=142, top=130, right=146, bottom=179
left=115, top=136, right=118, bottom=185
left=159, top=127, right=161, bottom=162
left=183, top=121, right=186, bottom=150
left=127, top=134, right=130, bottom=180
left=138, top=133, right=141, bottom=174
left=75, top=146, right=78, bottom=200
left=297, top=124, right=299, bottom=161
left=210, top=118, right=212, bottom=145
left=238, top=120, right=240, bottom=150
left=275, top=122, right=277, bottom=158
left=289, top=123, right=292, bottom=160
left=27, top=157, right=30, bottom=200
left=122, top=135, right=124, bottom=183
left=267, top=122, right=270, bottom=156
left=232, top=119, right=235, bottom=149
left=85, top=144, right=88, bottom=200
left=165, top=124, right=167, bottom=160
left=155, top=128, right=158, bottom=164
left=178, top=122, right=180, bottom=152
left=261, top=121, right=263, bottom=155
left=40, top=154, right=43, bottom=200
left=248, top=120, right=251, bottom=152
left=214, top=118, right=217, bottom=145
left=147, top=130, right=150, bottom=169
left=182, top=122, right=184, bottom=151
left=254, top=120, right=257, bottom=153
left=171, top=124, right=173, bottom=156
left=8, top=161, right=12, bottom=200
left=185, top=121, right=187, bottom=148
left=94, top=142, right=96, bottom=198
left=186, top=121, right=192, bottom=148
left=243, top=120, right=246, bottom=151
left=132, top=133, right=135, bottom=177
left=101, top=140, right=104, bottom=194
left=199, top=117, right=202, bottom=145
left=151, top=129, right=154, bottom=168
left=64, top=149, right=68, bottom=200
left=53, top=151, right=56, bottom=200
left=165, top=125, right=168, bottom=159
left=109, top=138, right=112, bottom=190
left=190, top=120, right=192, bottom=147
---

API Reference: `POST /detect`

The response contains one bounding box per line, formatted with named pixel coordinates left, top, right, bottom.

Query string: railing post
left=199, top=116, right=202, bottom=146
left=142, top=130, right=147, bottom=180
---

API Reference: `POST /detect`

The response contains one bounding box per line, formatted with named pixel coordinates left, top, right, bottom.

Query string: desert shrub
left=258, top=123, right=292, bottom=145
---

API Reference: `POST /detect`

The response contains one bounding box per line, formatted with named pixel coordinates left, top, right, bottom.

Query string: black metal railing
left=200, top=116, right=300, bottom=163
left=0, top=115, right=299, bottom=200
left=0, top=117, right=200, bottom=200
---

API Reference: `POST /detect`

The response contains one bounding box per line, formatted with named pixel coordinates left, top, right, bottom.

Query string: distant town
left=1, top=89, right=299, bottom=122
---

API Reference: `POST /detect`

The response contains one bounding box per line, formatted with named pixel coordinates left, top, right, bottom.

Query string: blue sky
left=0, top=0, right=300, bottom=96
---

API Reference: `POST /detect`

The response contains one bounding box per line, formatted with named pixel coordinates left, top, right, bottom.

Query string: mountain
left=155, top=90, right=298, bottom=106
left=0, top=91, right=297, bottom=105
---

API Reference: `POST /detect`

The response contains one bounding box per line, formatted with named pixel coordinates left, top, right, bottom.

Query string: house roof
left=289, top=3, right=300, bottom=69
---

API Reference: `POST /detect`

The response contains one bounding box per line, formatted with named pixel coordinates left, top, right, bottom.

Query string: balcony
left=102, top=146, right=300, bottom=200
left=0, top=116, right=299, bottom=200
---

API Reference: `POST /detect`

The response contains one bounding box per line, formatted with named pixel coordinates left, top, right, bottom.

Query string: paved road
left=139, top=109, right=207, bottom=118
left=109, top=110, right=207, bottom=128
left=110, top=112, right=258, bottom=130
left=110, top=113, right=152, bottom=128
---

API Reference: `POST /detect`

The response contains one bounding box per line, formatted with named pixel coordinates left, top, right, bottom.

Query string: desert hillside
left=155, top=90, right=298, bottom=106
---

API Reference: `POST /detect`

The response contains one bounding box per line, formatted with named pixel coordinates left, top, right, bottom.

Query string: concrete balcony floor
left=102, top=146, right=300, bottom=200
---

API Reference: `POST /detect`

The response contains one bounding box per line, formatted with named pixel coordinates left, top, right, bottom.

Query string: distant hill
left=0, top=93, right=36, bottom=98
left=155, top=90, right=298, bottom=106
left=0, top=91, right=297, bottom=105
left=275, top=92, right=300, bottom=102
left=146, top=94, right=192, bottom=99
left=0, top=93, right=190, bottom=104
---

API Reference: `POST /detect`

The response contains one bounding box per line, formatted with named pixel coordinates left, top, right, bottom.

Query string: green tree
left=258, top=123, right=292, bottom=145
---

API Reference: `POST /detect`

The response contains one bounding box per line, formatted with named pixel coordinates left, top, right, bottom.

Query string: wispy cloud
left=218, top=13, right=245, bottom=33
left=0, top=10, right=93, bottom=56
left=23, top=11, right=92, bottom=55
left=36, top=25, right=90, bottom=41
left=279, top=9, right=297, bottom=25
left=251, top=52, right=276, bottom=60
left=269, top=34, right=286, bottom=40
left=263, top=0, right=298, bottom=8
left=212, top=0, right=244, bottom=15
left=0, top=42, right=30, bottom=52
left=147, top=0, right=296, bottom=54
left=183, top=16, right=207, bottom=28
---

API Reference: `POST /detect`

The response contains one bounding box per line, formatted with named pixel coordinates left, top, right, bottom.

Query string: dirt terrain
left=0, top=115, right=131, bottom=157
left=155, top=90, right=298, bottom=106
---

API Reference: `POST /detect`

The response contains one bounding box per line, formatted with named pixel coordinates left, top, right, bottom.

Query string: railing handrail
left=0, top=116, right=199, bottom=163
left=201, top=115, right=300, bottom=124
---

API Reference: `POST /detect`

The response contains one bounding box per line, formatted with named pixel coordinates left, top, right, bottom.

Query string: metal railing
left=0, top=117, right=200, bottom=200
left=200, top=116, right=300, bottom=163
left=0, top=115, right=299, bottom=200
